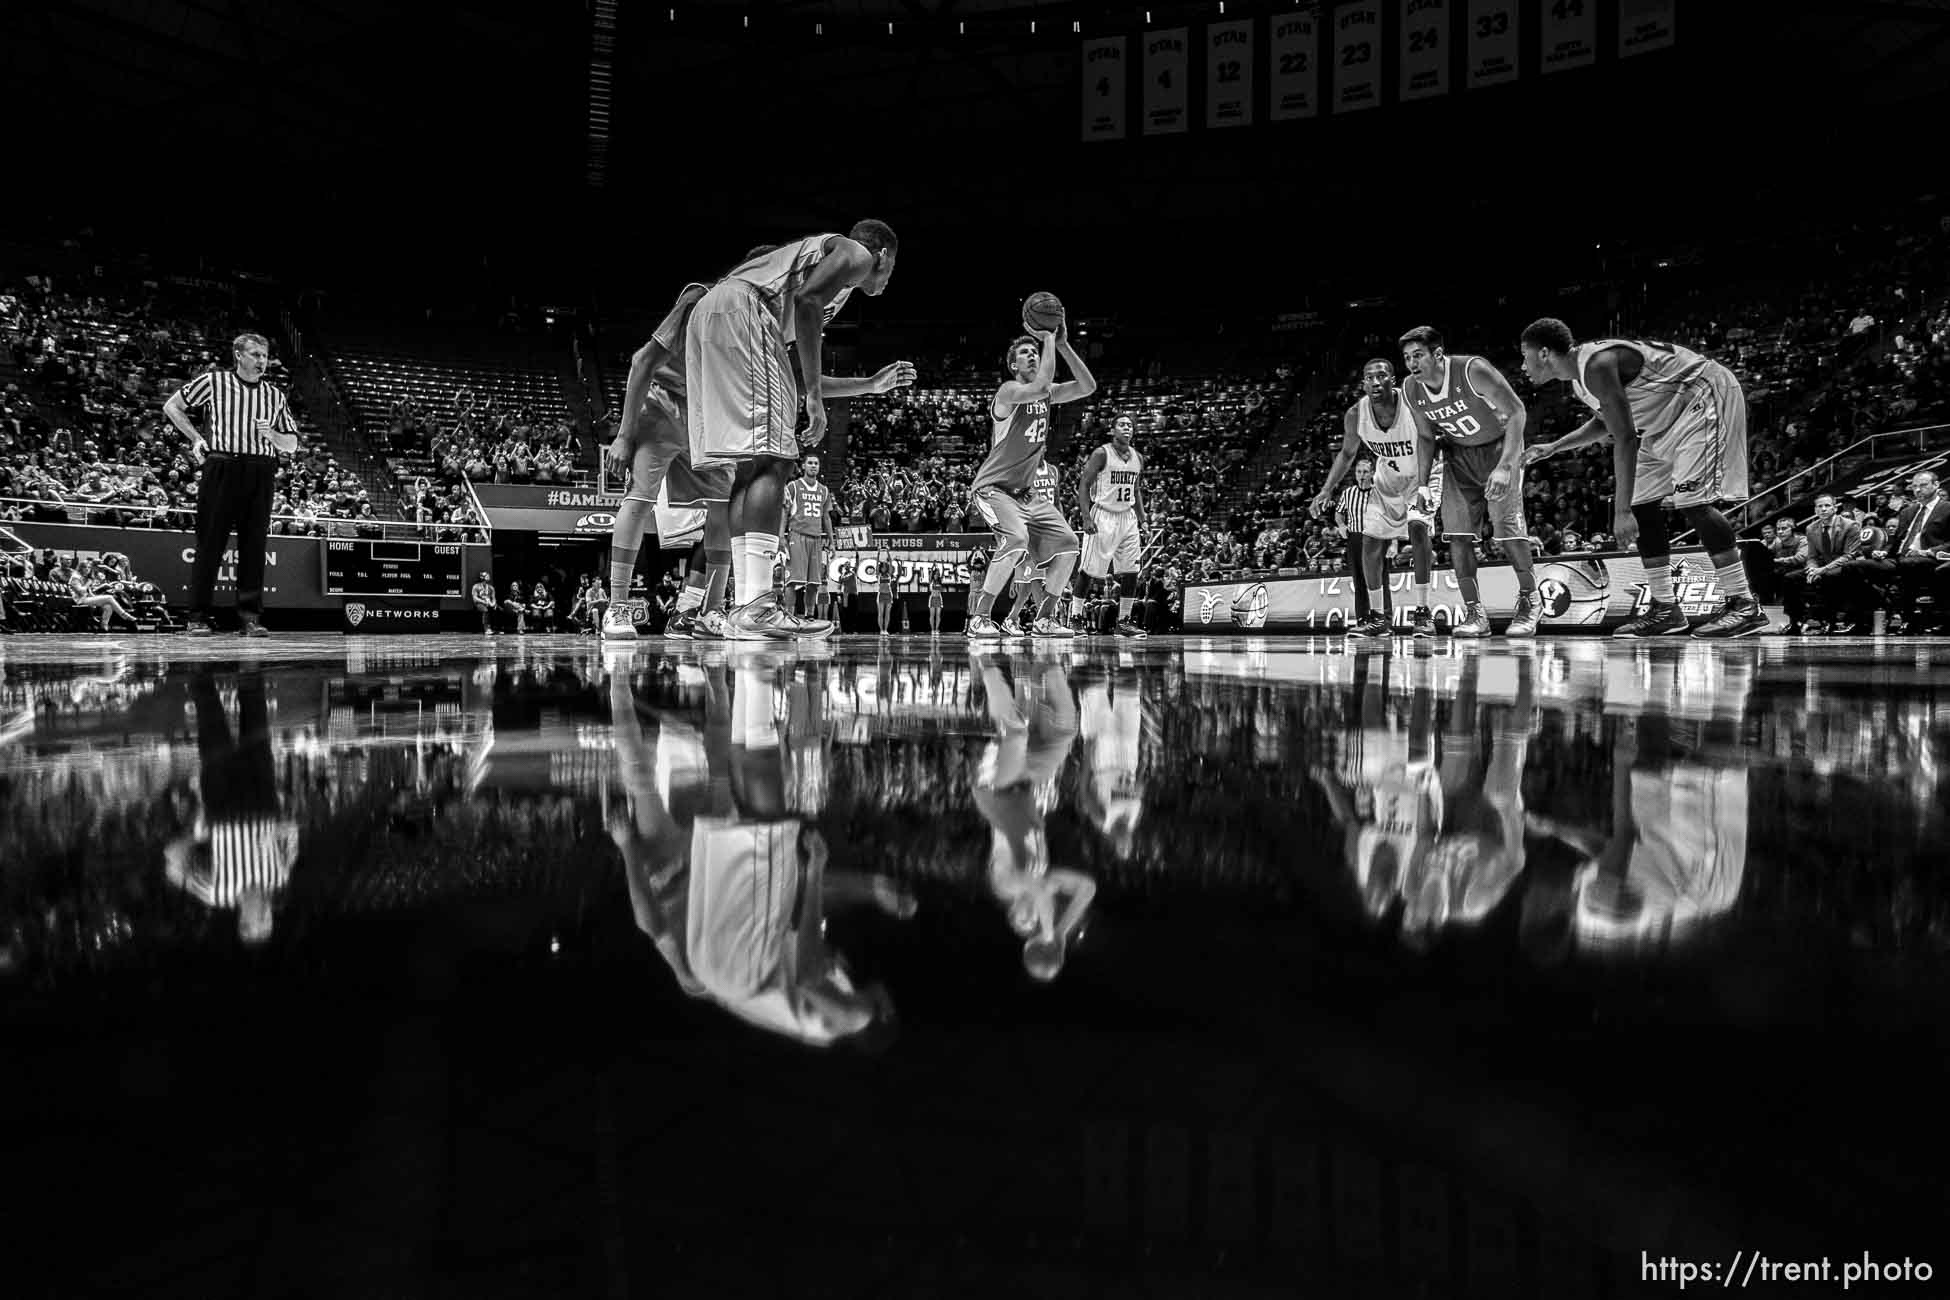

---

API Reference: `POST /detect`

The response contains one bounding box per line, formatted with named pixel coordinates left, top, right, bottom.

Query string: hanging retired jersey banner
left=1618, top=0, right=1676, bottom=59
left=1399, top=0, right=1449, bottom=102
left=1081, top=37, right=1127, bottom=141
left=1465, top=0, right=1518, bottom=88
left=1333, top=4, right=1382, bottom=113
left=1206, top=20, right=1255, bottom=128
left=1143, top=28, right=1190, bottom=134
left=1540, top=0, right=1597, bottom=75
left=1268, top=10, right=1320, bottom=119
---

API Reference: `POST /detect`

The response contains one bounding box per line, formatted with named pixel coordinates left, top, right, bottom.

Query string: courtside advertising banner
left=1180, top=549, right=1779, bottom=633
left=1332, top=4, right=1382, bottom=113
left=1399, top=0, right=1449, bottom=102
left=471, top=482, right=620, bottom=534
left=6, top=521, right=492, bottom=612
left=1465, top=0, right=1519, bottom=88
left=824, top=532, right=989, bottom=591
left=1540, top=0, right=1597, bottom=74
left=1081, top=37, right=1127, bottom=141
left=1618, top=0, right=1676, bottom=58
left=1268, top=11, right=1320, bottom=119
left=1205, top=19, right=1255, bottom=128
left=1142, top=28, right=1190, bottom=134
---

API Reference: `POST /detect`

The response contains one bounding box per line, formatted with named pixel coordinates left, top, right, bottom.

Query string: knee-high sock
left=609, top=496, right=653, bottom=597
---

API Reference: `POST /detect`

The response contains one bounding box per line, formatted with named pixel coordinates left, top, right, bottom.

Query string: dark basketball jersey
left=1404, top=355, right=1510, bottom=448
left=783, top=479, right=832, bottom=536
left=973, top=392, right=1052, bottom=495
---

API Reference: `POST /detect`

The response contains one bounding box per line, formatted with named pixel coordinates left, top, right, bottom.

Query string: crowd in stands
left=0, top=276, right=398, bottom=538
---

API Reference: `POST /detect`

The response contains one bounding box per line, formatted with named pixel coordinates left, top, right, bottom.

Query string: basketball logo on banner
left=1465, top=0, right=1518, bottom=88
left=1540, top=0, right=1596, bottom=75
left=1400, top=0, right=1449, bottom=102
left=1333, top=4, right=1382, bottom=113
left=1081, top=37, right=1127, bottom=141
left=1143, top=28, right=1189, bottom=134
left=1206, top=19, right=1254, bottom=128
left=1269, top=11, right=1320, bottom=119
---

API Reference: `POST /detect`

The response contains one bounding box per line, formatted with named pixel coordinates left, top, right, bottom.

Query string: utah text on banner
left=1268, top=11, right=1320, bottom=120
left=1143, top=27, right=1190, bottom=134
left=1081, top=37, right=1127, bottom=141
left=1333, top=4, right=1382, bottom=113
left=1206, top=19, right=1255, bottom=128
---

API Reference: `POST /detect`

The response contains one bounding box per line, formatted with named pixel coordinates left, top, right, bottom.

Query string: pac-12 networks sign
left=1182, top=549, right=1762, bottom=633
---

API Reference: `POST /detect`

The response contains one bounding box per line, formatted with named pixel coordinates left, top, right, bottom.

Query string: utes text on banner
left=1465, top=0, right=1518, bottom=88
left=1206, top=20, right=1254, bottom=128
left=1399, top=0, right=1449, bottom=102
left=1143, top=28, right=1190, bottom=134
left=1540, top=0, right=1596, bottom=75
left=1081, top=37, right=1127, bottom=141
left=1268, top=11, right=1320, bottom=119
left=1618, top=0, right=1676, bottom=58
left=1333, top=4, right=1382, bottom=113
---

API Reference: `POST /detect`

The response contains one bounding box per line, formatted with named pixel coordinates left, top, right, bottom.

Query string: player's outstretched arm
left=821, top=360, right=917, bottom=399
left=1309, top=410, right=1362, bottom=517
left=1051, top=319, right=1098, bottom=405
left=1076, top=447, right=1107, bottom=529
left=1523, top=416, right=1610, bottom=465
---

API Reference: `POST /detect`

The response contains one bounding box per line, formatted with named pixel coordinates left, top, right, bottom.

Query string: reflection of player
left=681, top=653, right=914, bottom=1044
left=1527, top=648, right=1752, bottom=952
left=972, top=654, right=1094, bottom=979
left=1311, top=652, right=1532, bottom=937
left=1077, top=672, right=1146, bottom=859
left=1312, top=359, right=1440, bottom=639
left=164, top=671, right=300, bottom=945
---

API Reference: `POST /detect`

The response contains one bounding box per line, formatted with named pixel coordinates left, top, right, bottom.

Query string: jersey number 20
left=1437, top=415, right=1482, bottom=439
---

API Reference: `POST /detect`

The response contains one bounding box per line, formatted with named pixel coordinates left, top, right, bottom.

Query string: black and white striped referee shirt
left=1337, top=483, right=1373, bottom=533
left=172, top=369, right=298, bottom=456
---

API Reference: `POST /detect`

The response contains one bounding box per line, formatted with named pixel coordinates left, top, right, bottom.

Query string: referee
left=1333, top=460, right=1391, bottom=623
left=162, top=333, right=300, bottom=636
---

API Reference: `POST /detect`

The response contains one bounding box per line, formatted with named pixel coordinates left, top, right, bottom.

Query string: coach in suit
left=1887, top=470, right=1950, bottom=628
left=1781, top=494, right=1859, bottom=631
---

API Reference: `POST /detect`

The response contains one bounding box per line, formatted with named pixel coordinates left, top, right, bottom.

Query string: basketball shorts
left=786, top=534, right=826, bottom=586
left=1440, top=441, right=1531, bottom=543
left=687, top=815, right=801, bottom=1000
left=686, top=279, right=799, bottom=468
left=655, top=480, right=705, bottom=551
left=620, top=407, right=684, bottom=503
left=1082, top=507, right=1142, bottom=577
left=975, top=486, right=1079, bottom=572
left=664, top=448, right=732, bottom=509
left=1631, top=361, right=1750, bottom=509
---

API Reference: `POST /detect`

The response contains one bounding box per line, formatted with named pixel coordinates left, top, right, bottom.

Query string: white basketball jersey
left=1571, top=338, right=1714, bottom=437
left=1356, top=394, right=1419, bottom=498
left=723, top=235, right=855, bottom=344
left=1091, top=444, right=1143, bottom=514
left=1080, top=681, right=1144, bottom=837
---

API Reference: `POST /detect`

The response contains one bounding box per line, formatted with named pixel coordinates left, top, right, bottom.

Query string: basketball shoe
left=1690, top=595, right=1768, bottom=639
left=1410, top=607, right=1436, bottom=638
left=1452, top=603, right=1491, bottom=638
left=1505, top=593, right=1543, bottom=638
left=602, top=600, right=642, bottom=640
left=1612, top=601, right=1690, bottom=638
left=1346, top=612, right=1392, bottom=640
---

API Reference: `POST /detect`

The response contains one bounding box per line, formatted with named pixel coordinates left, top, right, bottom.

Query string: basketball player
left=1398, top=326, right=1540, bottom=638
left=1310, top=359, right=1440, bottom=639
left=1077, top=415, right=1148, bottom=637
left=687, top=224, right=915, bottom=641
left=1518, top=319, right=1765, bottom=638
left=779, top=454, right=835, bottom=623
left=647, top=477, right=709, bottom=638
left=604, top=248, right=779, bottom=641
left=1077, top=670, right=1147, bottom=861
left=973, top=652, right=1096, bottom=980
left=967, top=316, right=1097, bottom=639
left=1012, top=460, right=1063, bottom=632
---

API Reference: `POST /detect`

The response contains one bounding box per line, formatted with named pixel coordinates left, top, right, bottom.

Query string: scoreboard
left=322, top=540, right=466, bottom=598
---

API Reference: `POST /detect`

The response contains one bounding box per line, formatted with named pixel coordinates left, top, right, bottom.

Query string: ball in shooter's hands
left=1021, top=291, right=1065, bottom=333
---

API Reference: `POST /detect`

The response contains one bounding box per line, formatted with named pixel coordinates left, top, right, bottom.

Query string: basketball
left=1021, top=291, right=1065, bottom=332
left=1533, top=559, right=1612, bottom=625
left=1232, top=583, right=1270, bottom=628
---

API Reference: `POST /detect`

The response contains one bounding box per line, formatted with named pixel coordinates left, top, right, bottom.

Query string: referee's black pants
left=190, top=453, right=277, bottom=617
left=1346, top=532, right=1394, bottom=619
